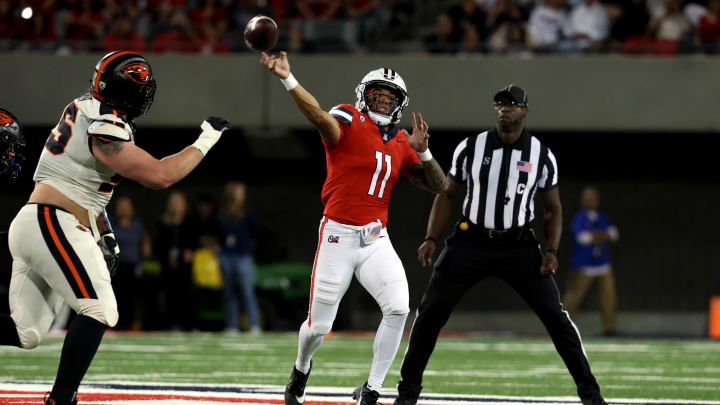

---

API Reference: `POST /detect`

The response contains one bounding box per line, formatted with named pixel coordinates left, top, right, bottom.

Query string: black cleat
left=353, top=382, right=380, bottom=405
left=393, top=381, right=422, bottom=405
left=285, top=361, right=312, bottom=405
left=581, top=395, right=608, bottom=405
left=44, top=391, right=77, bottom=405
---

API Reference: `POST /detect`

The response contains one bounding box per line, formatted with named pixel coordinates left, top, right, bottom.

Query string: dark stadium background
left=3, top=121, right=718, bottom=335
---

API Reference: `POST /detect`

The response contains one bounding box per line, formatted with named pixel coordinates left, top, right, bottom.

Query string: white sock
left=295, top=319, right=324, bottom=374
left=367, top=312, right=409, bottom=391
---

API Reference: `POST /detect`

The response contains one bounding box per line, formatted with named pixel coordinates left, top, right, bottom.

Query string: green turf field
left=1, top=332, right=719, bottom=401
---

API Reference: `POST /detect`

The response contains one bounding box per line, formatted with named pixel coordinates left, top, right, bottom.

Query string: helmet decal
left=90, top=51, right=157, bottom=118
left=121, top=63, right=152, bottom=84
left=93, top=50, right=135, bottom=95
left=0, top=111, right=14, bottom=127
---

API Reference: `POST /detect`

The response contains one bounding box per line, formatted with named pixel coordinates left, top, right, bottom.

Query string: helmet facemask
left=1, top=142, right=25, bottom=181
left=364, top=86, right=402, bottom=126
left=0, top=109, right=25, bottom=181
left=355, top=68, right=409, bottom=127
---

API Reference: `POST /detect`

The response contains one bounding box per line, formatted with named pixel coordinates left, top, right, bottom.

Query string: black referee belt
left=457, top=219, right=530, bottom=241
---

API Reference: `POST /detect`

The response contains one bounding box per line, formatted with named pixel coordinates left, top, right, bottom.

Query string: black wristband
left=546, top=248, right=559, bottom=257
left=424, top=236, right=437, bottom=244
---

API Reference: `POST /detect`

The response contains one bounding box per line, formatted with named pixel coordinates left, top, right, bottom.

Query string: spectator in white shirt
left=558, top=0, right=610, bottom=52
left=528, top=0, right=569, bottom=51
left=649, top=0, right=692, bottom=41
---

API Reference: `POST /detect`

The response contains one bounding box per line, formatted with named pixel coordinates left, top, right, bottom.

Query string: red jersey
left=321, top=104, right=421, bottom=227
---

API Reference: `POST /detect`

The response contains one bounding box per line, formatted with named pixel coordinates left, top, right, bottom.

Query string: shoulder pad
left=329, top=104, right=356, bottom=126
left=88, top=120, right=131, bottom=142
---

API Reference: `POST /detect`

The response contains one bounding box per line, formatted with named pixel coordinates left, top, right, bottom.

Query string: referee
left=394, top=85, right=607, bottom=405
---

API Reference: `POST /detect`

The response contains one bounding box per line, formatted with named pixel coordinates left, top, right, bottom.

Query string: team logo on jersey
left=327, top=235, right=339, bottom=243
left=121, top=63, right=152, bottom=84
left=360, top=116, right=365, bottom=123
left=0, top=111, right=15, bottom=127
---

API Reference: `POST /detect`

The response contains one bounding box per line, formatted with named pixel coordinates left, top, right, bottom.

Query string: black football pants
left=399, top=228, right=601, bottom=398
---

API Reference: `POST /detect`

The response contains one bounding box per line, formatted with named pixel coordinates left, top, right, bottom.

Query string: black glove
left=206, top=116, right=231, bottom=132
left=99, top=232, right=120, bottom=277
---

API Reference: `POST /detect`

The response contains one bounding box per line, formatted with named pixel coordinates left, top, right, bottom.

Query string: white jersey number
left=368, top=151, right=392, bottom=199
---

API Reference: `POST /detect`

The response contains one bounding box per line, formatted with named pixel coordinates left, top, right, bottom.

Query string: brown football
left=243, top=15, right=279, bottom=52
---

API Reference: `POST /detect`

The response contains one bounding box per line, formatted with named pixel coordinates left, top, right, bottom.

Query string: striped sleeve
left=448, top=138, right=469, bottom=182
left=329, top=105, right=354, bottom=126
left=538, top=148, right=558, bottom=190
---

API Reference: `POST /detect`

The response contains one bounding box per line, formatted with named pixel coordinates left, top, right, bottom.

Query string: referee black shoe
left=393, top=381, right=422, bottom=405
left=581, top=395, right=608, bottom=405
left=284, top=361, right=311, bottom=405
left=353, top=382, right=380, bottom=405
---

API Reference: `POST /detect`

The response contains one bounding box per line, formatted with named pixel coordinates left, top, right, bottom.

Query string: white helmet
left=354, top=68, right=409, bottom=126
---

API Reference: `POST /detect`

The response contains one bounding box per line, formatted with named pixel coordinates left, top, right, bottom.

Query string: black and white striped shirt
left=448, top=129, right=558, bottom=230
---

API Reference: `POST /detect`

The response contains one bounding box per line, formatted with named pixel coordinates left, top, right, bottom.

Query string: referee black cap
left=494, top=84, right=528, bottom=108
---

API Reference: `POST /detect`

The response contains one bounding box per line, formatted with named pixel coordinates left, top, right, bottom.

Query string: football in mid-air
left=243, top=15, right=279, bottom=52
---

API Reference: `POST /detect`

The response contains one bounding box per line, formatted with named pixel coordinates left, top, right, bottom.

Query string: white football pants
left=7, top=204, right=118, bottom=349
left=296, top=217, right=410, bottom=389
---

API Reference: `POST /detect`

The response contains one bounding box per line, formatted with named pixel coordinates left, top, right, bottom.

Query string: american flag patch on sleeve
left=517, top=160, right=533, bottom=172
left=329, top=106, right=353, bottom=125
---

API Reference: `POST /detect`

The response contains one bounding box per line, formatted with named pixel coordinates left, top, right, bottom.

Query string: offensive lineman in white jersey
left=0, top=51, right=231, bottom=405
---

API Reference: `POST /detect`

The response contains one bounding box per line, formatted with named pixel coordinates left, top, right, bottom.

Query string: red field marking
left=0, top=390, right=357, bottom=405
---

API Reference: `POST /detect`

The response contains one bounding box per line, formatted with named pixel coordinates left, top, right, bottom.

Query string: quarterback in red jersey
left=261, top=51, right=447, bottom=405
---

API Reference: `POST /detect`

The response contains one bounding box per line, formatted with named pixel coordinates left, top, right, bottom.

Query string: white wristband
left=417, top=149, right=433, bottom=162
left=191, top=121, right=223, bottom=156
left=281, top=73, right=299, bottom=91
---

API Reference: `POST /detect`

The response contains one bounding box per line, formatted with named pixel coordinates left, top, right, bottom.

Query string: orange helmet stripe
left=93, top=51, right=136, bottom=95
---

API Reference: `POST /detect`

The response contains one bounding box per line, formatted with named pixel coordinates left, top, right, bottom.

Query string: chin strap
left=368, top=111, right=392, bottom=126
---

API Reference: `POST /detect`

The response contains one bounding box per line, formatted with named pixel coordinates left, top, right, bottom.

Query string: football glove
left=192, top=117, right=231, bottom=156
left=98, top=232, right=120, bottom=277
left=206, top=116, right=231, bottom=132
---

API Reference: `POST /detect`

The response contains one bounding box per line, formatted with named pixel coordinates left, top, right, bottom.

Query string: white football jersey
left=33, top=95, right=134, bottom=217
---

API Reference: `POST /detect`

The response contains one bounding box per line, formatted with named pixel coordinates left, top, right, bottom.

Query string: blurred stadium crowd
left=1, top=0, right=720, bottom=55
left=61, top=186, right=266, bottom=333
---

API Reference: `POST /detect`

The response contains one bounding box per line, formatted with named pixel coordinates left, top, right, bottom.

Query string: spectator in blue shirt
left=563, top=187, right=620, bottom=336
left=220, top=181, right=261, bottom=334
left=110, top=196, right=148, bottom=330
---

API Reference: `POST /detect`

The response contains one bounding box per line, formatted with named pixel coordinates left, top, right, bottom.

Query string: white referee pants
left=7, top=204, right=118, bottom=349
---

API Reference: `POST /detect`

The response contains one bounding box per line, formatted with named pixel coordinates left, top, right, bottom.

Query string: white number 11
left=368, top=151, right=392, bottom=198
